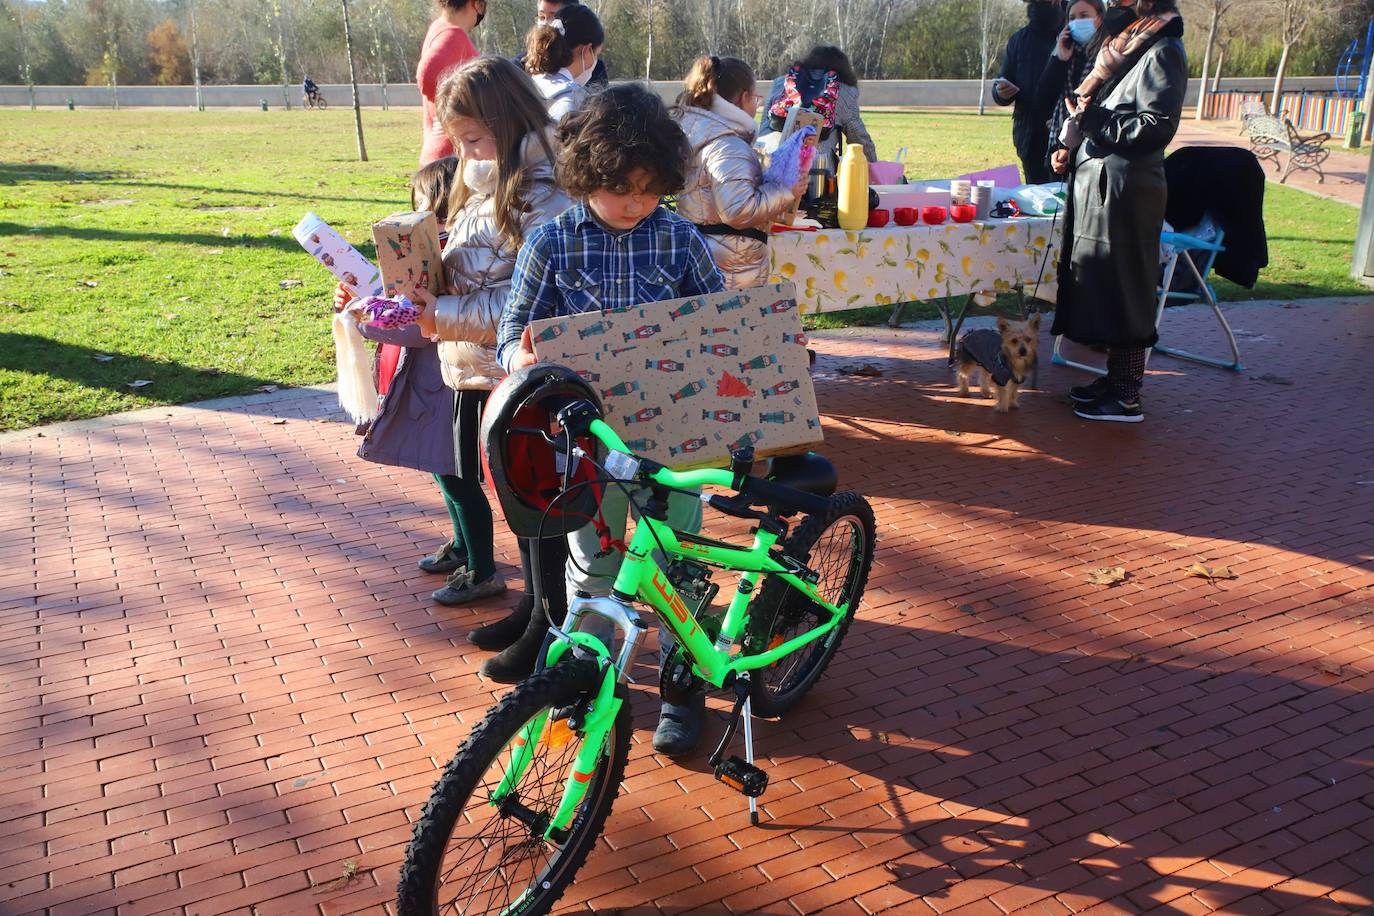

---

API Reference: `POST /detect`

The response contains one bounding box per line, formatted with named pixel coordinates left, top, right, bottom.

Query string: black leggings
left=1107, top=347, right=1148, bottom=403
left=518, top=536, right=568, bottom=628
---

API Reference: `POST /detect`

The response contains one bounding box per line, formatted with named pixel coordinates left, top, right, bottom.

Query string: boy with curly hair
left=498, top=83, right=725, bottom=757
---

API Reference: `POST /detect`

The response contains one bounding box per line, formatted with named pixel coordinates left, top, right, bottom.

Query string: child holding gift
left=497, top=83, right=726, bottom=755
left=334, top=157, right=490, bottom=598
left=406, top=56, right=577, bottom=681
left=674, top=55, right=808, bottom=289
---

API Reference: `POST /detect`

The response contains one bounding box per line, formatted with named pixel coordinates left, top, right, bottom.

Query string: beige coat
left=675, top=97, right=797, bottom=289
left=433, top=131, right=572, bottom=389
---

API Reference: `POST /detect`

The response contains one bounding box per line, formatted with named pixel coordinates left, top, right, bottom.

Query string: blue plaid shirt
left=497, top=203, right=726, bottom=369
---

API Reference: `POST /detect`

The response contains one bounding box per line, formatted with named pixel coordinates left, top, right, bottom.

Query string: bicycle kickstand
left=709, top=674, right=768, bottom=825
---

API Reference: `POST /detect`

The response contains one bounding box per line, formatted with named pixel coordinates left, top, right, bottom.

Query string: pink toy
left=358, top=295, right=419, bottom=329
left=762, top=125, right=818, bottom=189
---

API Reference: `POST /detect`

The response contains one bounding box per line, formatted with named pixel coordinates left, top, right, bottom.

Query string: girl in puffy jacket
left=673, top=56, right=807, bottom=289
left=522, top=3, right=604, bottom=124
left=411, top=55, right=576, bottom=681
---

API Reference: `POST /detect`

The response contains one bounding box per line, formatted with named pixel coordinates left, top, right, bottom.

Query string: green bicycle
left=397, top=377, right=876, bottom=915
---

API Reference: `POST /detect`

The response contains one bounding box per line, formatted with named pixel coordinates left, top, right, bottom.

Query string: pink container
left=893, top=207, right=918, bottom=226
left=867, top=209, right=891, bottom=228
left=922, top=206, right=948, bottom=225
left=951, top=204, right=977, bottom=223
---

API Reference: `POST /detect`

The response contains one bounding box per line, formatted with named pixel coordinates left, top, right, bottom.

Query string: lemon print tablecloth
left=768, top=216, right=1062, bottom=316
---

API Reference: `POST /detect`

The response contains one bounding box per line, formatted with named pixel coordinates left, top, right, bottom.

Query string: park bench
left=1246, top=113, right=1331, bottom=184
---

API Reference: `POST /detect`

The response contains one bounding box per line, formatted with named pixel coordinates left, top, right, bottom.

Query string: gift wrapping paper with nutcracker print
left=371, top=210, right=443, bottom=298
left=530, top=283, right=821, bottom=470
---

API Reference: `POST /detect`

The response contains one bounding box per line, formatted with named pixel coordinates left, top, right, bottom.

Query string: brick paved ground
left=1, top=298, right=1372, bottom=915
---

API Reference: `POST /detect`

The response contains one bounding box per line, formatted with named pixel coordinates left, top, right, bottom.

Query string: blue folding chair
left=1052, top=228, right=1243, bottom=374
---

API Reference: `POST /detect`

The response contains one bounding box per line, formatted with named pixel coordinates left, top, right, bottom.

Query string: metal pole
left=1352, top=151, right=1374, bottom=283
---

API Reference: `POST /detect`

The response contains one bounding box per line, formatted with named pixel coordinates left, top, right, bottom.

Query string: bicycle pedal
left=714, top=756, right=768, bottom=798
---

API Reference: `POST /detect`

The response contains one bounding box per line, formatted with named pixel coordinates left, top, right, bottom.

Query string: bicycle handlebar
left=585, top=418, right=831, bottom=518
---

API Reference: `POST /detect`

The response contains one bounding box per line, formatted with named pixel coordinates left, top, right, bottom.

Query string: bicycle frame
left=497, top=418, right=851, bottom=836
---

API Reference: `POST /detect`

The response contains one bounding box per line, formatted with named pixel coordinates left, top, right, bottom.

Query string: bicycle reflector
left=480, top=363, right=606, bottom=539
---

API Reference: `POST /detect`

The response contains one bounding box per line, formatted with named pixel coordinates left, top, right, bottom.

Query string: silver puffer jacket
left=433, top=129, right=572, bottom=390
left=675, top=97, right=797, bottom=289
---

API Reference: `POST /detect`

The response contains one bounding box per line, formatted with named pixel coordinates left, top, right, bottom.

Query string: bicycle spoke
left=433, top=713, right=600, bottom=915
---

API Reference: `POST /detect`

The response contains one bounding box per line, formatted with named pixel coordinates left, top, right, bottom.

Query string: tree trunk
left=977, top=0, right=990, bottom=115
left=644, top=0, right=653, bottom=80
left=274, top=0, right=290, bottom=110
left=189, top=0, right=204, bottom=111
left=371, top=5, right=388, bottom=111
left=1195, top=4, right=1220, bottom=121
left=1271, top=42, right=1291, bottom=116
left=15, top=7, right=35, bottom=111
left=341, top=0, right=368, bottom=161
left=1211, top=42, right=1226, bottom=96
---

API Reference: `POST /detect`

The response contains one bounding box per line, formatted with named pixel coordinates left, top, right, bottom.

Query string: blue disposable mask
left=1068, top=18, right=1097, bottom=44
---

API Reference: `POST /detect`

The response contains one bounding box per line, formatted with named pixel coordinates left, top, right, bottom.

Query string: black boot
left=652, top=693, right=705, bottom=757
left=466, top=593, right=533, bottom=651
left=481, top=600, right=550, bottom=684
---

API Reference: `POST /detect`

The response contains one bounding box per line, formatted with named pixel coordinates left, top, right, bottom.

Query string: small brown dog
left=954, top=314, right=1040, bottom=412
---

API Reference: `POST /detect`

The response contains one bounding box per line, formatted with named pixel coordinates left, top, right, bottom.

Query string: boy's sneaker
left=1074, top=397, right=1144, bottom=423
left=432, top=570, right=507, bottom=606
left=1069, top=376, right=1115, bottom=404
left=418, top=539, right=468, bottom=574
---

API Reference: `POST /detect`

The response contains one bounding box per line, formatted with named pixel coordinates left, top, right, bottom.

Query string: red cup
left=894, top=207, right=918, bottom=226
left=922, top=205, right=948, bottom=225
left=867, top=209, right=890, bottom=228
left=951, top=204, right=977, bottom=223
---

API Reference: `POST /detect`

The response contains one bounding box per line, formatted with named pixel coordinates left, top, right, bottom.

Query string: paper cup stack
left=971, top=181, right=995, bottom=220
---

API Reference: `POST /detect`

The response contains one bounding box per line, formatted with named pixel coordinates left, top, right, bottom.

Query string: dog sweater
left=957, top=328, right=1014, bottom=386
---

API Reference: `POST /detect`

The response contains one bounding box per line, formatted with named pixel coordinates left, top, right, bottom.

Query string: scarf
left=1074, top=11, right=1178, bottom=102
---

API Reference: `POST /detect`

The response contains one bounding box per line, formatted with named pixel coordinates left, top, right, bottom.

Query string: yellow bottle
left=836, top=143, right=869, bottom=231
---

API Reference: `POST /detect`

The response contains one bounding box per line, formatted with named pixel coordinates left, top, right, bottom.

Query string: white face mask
left=573, top=50, right=596, bottom=85
left=462, top=157, right=498, bottom=194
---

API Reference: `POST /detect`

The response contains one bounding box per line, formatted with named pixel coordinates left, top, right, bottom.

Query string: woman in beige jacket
left=674, top=56, right=806, bottom=289
left=412, top=56, right=574, bottom=681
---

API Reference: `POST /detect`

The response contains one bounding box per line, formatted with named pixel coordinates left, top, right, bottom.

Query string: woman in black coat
left=1052, top=0, right=1186, bottom=423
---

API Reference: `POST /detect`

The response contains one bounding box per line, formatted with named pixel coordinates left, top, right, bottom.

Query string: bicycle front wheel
left=396, top=658, right=631, bottom=916
left=745, top=491, right=876, bottom=719
left=316, top=96, right=327, bottom=109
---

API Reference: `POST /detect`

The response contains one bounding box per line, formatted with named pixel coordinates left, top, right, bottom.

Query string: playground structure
left=1336, top=19, right=1373, bottom=101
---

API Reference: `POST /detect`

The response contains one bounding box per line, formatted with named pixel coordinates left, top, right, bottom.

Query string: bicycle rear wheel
left=745, top=491, right=876, bottom=719
left=396, top=658, right=630, bottom=916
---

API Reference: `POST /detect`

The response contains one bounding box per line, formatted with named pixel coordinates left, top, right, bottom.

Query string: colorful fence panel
left=1206, top=89, right=1358, bottom=136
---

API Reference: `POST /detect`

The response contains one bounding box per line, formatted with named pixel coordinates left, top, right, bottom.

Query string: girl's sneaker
left=1074, top=397, right=1144, bottom=423
left=418, top=539, right=468, bottom=574
left=432, top=569, right=507, bottom=606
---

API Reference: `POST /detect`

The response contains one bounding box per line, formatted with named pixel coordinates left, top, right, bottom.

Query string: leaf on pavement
left=1184, top=562, right=1237, bottom=584
left=1086, top=566, right=1129, bottom=587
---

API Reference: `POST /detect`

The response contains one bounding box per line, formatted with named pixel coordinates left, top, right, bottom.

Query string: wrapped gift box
left=371, top=210, right=443, bottom=298
left=293, top=211, right=383, bottom=296
left=530, top=283, right=822, bottom=470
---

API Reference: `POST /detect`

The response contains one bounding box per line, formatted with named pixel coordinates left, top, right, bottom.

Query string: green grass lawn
left=0, top=107, right=1366, bottom=430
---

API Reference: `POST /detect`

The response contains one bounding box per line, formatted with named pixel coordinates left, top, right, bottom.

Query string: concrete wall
left=0, top=76, right=1339, bottom=110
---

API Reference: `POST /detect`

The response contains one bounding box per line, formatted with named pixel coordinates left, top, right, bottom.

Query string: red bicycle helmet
left=481, top=363, right=606, bottom=539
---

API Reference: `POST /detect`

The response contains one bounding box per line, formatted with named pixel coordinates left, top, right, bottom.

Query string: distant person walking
left=418, top=0, right=486, bottom=166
